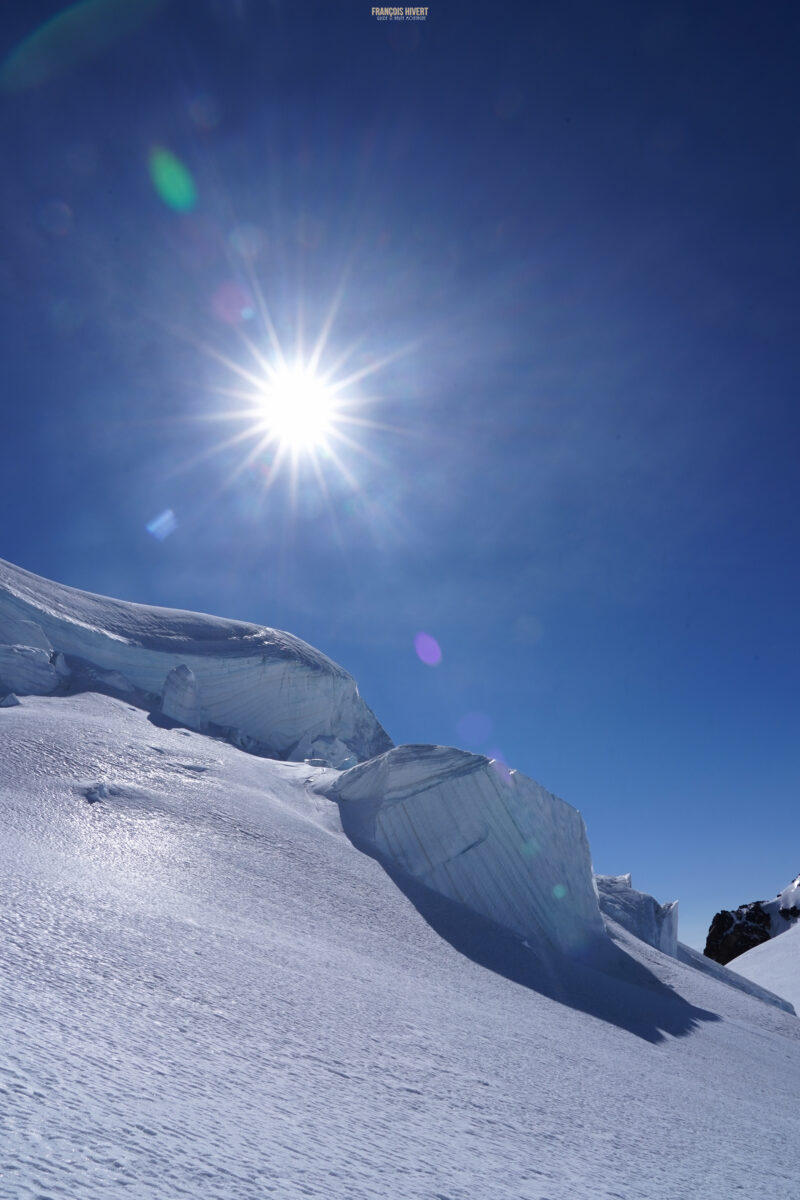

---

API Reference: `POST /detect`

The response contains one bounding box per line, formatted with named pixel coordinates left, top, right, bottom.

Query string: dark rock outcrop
left=704, top=901, right=772, bottom=965
left=704, top=872, right=800, bottom=966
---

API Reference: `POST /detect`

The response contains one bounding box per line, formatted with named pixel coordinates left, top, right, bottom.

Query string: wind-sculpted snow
left=330, top=743, right=607, bottom=954
left=596, top=873, right=679, bottom=957
left=0, top=557, right=391, bottom=764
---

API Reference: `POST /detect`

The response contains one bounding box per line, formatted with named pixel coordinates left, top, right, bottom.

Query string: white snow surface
left=729, top=907, right=800, bottom=1012
left=331, top=744, right=606, bottom=954
left=779, top=872, right=800, bottom=912
left=595, top=873, right=679, bottom=957
left=0, top=557, right=390, bottom=765
left=3, top=692, right=800, bottom=1199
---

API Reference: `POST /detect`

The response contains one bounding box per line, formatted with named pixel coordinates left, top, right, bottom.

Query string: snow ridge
left=0, top=558, right=391, bottom=765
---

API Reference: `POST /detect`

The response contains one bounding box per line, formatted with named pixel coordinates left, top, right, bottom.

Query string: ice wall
left=331, top=744, right=607, bottom=954
left=0, top=558, right=391, bottom=765
left=595, top=874, right=679, bottom=957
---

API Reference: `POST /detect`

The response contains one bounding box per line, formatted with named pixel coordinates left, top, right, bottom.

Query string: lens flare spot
left=0, top=0, right=163, bottom=93
left=148, top=147, right=197, bottom=212
left=212, top=280, right=252, bottom=325
left=552, top=883, right=567, bottom=901
left=414, top=632, right=442, bottom=667
left=146, top=508, right=177, bottom=540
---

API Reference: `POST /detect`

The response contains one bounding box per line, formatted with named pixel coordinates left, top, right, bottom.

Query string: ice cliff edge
left=0, top=558, right=391, bottom=765
left=1, top=558, right=685, bottom=965
left=330, top=744, right=607, bottom=954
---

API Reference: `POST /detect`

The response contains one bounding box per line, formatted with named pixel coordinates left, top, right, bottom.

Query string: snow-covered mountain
left=2, top=560, right=800, bottom=1199
left=704, top=873, right=800, bottom=965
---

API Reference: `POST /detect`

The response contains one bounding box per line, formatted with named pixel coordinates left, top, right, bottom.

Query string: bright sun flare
left=257, top=367, right=336, bottom=451
left=187, top=279, right=409, bottom=513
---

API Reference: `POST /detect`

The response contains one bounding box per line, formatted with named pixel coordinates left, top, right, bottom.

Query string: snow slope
left=2, top=691, right=800, bottom=1200
left=729, top=919, right=800, bottom=1013
left=0, top=557, right=391, bottom=765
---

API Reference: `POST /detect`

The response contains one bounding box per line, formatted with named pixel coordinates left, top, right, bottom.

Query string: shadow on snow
left=339, top=815, right=720, bottom=1045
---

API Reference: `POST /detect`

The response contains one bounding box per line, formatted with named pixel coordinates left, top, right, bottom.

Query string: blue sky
left=1, top=0, right=799, bottom=949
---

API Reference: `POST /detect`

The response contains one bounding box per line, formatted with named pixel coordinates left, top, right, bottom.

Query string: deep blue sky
left=2, top=0, right=799, bottom=948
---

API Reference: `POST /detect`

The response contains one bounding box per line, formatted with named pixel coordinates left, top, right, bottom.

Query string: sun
left=256, top=365, right=337, bottom=452
left=182, top=279, right=410, bottom=517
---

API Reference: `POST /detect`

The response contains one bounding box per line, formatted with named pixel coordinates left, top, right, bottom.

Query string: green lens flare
left=148, top=147, right=197, bottom=213
left=0, top=0, right=163, bottom=93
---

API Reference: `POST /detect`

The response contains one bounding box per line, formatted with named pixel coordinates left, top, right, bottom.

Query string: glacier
left=0, top=557, right=391, bottom=766
left=3, top=557, right=800, bottom=1199
left=330, top=743, right=607, bottom=954
left=2, top=689, right=800, bottom=1200
left=3, top=556, right=795, bottom=1017
left=595, top=873, right=679, bottom=957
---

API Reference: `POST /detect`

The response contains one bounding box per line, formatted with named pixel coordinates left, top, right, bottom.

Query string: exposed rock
left=704, top=901, right=772, bottom=965
left=704, top=871, right=800, bottom=966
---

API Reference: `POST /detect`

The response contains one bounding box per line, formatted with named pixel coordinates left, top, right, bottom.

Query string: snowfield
left=729, top=920, right=800, bottom=1013
left=2, top=561, right=800, bottom=1199
left=1, top=699, right=798, bottom=1200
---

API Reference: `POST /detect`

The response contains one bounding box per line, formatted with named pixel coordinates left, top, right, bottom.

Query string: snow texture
left=2, top=692, right=800, bottom=1200
left=2, top=561, right=800, bottom=1198
left=596, top=873, right=679, bottom=957
left=675, top=941, right=794, bottom=1013
left=729, top=919, right=800, bottom=1013
left=0, top=556, right=391, bottom=764
left=330, top=743, right=607, bottom=954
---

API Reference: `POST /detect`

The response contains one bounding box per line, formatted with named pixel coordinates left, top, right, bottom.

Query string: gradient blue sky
left=2, top=0, right=798, bottom=949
